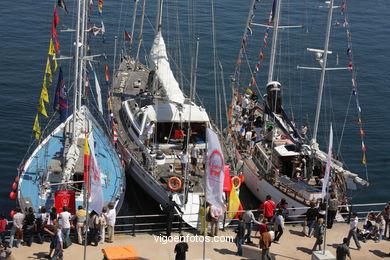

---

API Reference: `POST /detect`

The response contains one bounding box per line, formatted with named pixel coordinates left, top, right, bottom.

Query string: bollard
left=132, top=215, right=136, bottom=237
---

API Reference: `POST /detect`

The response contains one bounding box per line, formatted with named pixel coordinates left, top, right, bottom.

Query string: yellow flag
left=48, top=39, right=55, bottom=56
left=38, top=98, right=48, bottom=117
left=228, top=187, right=241, bottom=219
left=52, top=55, right=58, bottom=72
left=45, top=57, right=52, bottom=86
left=362, top=154, right=366, bottom=165
left=246, top=88, right=253, bottom=94
left=33, top=114, right=41, bottom=140
left=41, top=75, right=49, bottom=103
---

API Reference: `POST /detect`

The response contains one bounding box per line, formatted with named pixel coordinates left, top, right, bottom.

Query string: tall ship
left=227, top=0, right=369, bottom=216
left=111, top=0, right=238, bottom=228
left=13, top=0, right=125, bottom=214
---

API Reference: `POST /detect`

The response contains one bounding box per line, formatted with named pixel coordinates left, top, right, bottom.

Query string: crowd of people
left=0, top=203, right=117, bottom=259
left=233, top=195, right=390, bottom=259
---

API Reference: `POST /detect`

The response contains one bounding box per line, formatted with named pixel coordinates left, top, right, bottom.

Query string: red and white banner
left=322, top=124, right=333, bottom=199
left=55, top=190, right=76, bottom=215
left=206, top=128, right=225, bottom=211
left=88, top=132, right=104, bottom=214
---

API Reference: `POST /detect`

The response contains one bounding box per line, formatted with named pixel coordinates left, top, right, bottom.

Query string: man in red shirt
left=259, top=195, right=276, bottom=221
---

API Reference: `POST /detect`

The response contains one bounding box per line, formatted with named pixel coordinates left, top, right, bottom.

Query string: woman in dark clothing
left=88, top=211, right=99, bottom=246
left=23, top=207, right=36, bottom=246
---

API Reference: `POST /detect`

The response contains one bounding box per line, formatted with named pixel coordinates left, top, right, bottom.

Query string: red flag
left=104, top=64, right=110, bottom=81
left=54, top=38, right=60, bottom=52
left=52, top=6, right=60, bottom=38
left=124, top=30, right=131, bottom=41
left=84, top=135, right=91, bottom=192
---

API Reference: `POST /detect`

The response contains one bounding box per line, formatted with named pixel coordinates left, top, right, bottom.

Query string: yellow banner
left=33, top=114, right=41, bottom=139
left=48, top=39, right=55, bottom=56
left=38, top=98, right=48, bottom=117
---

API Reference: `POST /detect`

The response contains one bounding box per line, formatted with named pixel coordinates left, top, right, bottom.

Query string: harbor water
left=0, top=0, right=389, bottom=216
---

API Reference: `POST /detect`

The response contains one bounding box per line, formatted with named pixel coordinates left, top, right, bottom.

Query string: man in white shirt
left=9, top=207, right=25, bottom=248
left=105, top=203, right=116, bottom=243
left=145, top=121, right=155, bottom=148
left=190, top=143, right=199, bottom=173
left=177, top=150, right=189, bottom=176
left=346, top=212, right=361, bottom=250
left=59, top=206, right=72, bottom=242
left=241, top=96, right=249, bottom=116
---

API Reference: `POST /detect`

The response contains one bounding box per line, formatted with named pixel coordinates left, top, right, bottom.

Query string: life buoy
left=12, top=182, right=17, bottom=191
left=232, top=176, right=241, bottom=189
left=167, top=176, right=182, bottom=191
left=9, top=191, right=17, bottom=200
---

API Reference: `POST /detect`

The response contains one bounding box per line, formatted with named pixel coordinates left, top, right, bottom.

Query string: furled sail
left=149, top=31, right=185, bottom=104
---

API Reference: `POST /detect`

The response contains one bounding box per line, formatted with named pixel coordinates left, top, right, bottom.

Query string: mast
left=72, top=0, right=83, bottom=142
left=129, top=0, right=139, bottom=52
left=78, top=0, right=88, bottom=110
left=267, top=0, right=282, bottom=83
left=135, top=0, right=146, bottom=61
left=312, top=0, right=334, bottom=144
left=156, top=0, right=164, bottom=33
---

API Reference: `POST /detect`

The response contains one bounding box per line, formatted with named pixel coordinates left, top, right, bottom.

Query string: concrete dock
left=11, top=222, right=389, bottom=259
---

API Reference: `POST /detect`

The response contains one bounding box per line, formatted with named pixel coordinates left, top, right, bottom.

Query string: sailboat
left=14, top=1, right=125, bottom=215
left=110, top=0, right=238, bottom=228
left=227, top=0, right=369, bottom=217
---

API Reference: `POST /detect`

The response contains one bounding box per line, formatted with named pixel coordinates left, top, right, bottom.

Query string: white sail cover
left=149, top=31, right=185, bottom=104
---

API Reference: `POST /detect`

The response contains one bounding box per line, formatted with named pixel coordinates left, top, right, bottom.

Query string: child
left=312, top=218, right=325, bottom=252
left=377, top=215, right=386, bottom=243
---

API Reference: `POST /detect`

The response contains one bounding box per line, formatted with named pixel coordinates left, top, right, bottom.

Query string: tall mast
left=72, top=0, right=82, bottom=142
left=135, top=0, right=146, bottom=61
left=129, top=0, right=139, bottom=52
left=156, top=0, right=164, bottom=33
left=267, top=0, right=282, bottom=83
left=78, top=0, right=88, bottom=110
left=312, top=0, right=334, bottom=144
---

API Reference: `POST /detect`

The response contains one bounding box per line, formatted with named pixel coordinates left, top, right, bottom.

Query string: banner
left=321, top=124, right=333, bottom=199
left=88, top=131, right=104, bottom=214
left=92, top=67, right=103, bottom=114
left=55, top=190, right=76, bottom=215
left=206, top=128, right=225, bottom=211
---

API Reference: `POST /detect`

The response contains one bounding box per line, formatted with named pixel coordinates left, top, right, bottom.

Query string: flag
left=52, top=6, right=60, bottom=38
left=98, top=0, right=103, bottom=15
left=321, top=124, right=333, bottom=199
left=54, top=67, right=69, bottom=122
left=41, top=79, right=49, bottom=103
left=54, top=38, right=60, bottom=52
left=362, top=154, right=366, bottom=165
left=33, top=114, right=40, bottom=140
left=83, top=134, right=91, bottom=193
left=48, top=39, right=55, bottom=56
left=89, top=0, right=93, bottom=10
left=88, top=132, right=104, bottom=214
left=104, top=64, right=110, bottom=81
left=38, top=97, right=48, bottom=117
left=206, top=128, right=225, bottom=210
left=101, top=20, right=105, bottom=34
left=57, top=0, right=69, bottom=14
left=45, top=57, right=53, bottom=86
left=93, top=69, right=103, bottom=114
left=271, top=0, right=277, bottom=22
left=124, top=30, right=131, bottom=41
left=52, top=55, right=58, bottom=72
left=227, top=187, right=242, bottom=219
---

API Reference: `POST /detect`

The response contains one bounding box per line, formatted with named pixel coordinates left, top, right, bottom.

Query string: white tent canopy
left=144, top=103, right=209, bottom=123
left=149, top=31, right=185, bottom=104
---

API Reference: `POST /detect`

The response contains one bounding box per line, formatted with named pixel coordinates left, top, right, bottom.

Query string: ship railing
left=2, top=202, right=386, bottom=238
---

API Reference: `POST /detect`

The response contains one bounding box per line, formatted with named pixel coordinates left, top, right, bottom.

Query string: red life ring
left=232, top=176, right=241, bottom=189
left=9, top=191, right=17, bottom=200
left=167, top=177, right=182, bottom=191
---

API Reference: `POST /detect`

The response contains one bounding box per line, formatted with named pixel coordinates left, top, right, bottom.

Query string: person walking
left=327, top=193, right=338, bottom=229
left=144, top=121, right=155, bottom=148
left=73, top=206, right=86, bottom=244
left=177, top=150, right=189, bottom=176
left=259, top=195, right=276, bottom=222
left=242, top=209, right=260, bottom=244
left=312, top=218, right=325, bottom=252
left=0, top=214, right=8, bottom=245
left=259, top=225, right=272, bottom=260
left=88, top=211, right=99, bottom=246
left=9, top=207, right=24, bottom=248
left=376, top=215, right=386, bottom=243
left=273, top=209, right=285, bottom=244
left=346, top=212, right=361, bottom=250
left=304, top=201, right=318, bottom=237
left=190, top=143, right=199, bottom=174
left=235, top=215, right=245, bottom=256
left=174, top=236, right=188, bottom=260
left=51, top=224, right=64, bottom=260
left=209, top=205, right=222, bottom=237
left=106, top=203, right=116, bottom=243
left=336, top=237, right=351, bottom=260
left=198, top=202, right=210, bottom=236
left=58, top=206, right=72, bottom=242
left=163, top=195, right=183, bottom=237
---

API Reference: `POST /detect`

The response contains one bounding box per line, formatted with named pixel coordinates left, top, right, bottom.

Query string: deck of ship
left=11, top=222, right=389, bottom=259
